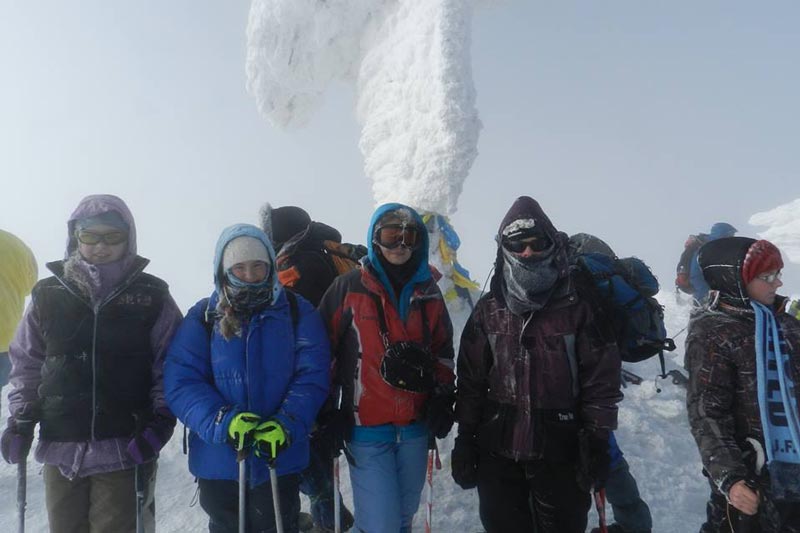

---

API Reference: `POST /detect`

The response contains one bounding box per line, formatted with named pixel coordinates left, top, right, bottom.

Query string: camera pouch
left=380, top=341, right=435, bottom=393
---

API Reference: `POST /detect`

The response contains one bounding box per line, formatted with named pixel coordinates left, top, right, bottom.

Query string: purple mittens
left=126, top=407, right=176, bottom=464
left=1, top=418, right=35, bottom=464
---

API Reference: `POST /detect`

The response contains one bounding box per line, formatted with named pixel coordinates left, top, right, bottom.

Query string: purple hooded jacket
left=6, top=194, right=183, bottom=479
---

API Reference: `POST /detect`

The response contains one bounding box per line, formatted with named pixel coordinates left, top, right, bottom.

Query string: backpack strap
left=368, top=291, right=430, bottom=348
left=286, top=290, right=300, bottom=331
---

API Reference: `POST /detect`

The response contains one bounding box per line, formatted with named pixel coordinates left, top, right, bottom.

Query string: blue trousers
left=606, top=457, right=652, bottom=533
left=346, top=433, right=429, bottom=533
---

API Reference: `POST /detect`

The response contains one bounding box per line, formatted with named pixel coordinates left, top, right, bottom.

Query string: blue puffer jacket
left=164, top=224, right=330, bottom=486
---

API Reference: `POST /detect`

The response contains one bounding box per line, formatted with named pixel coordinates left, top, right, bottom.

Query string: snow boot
left=298, top=512, right=314, bottom=531
left=308, top=506, right=355, bottom=532
left=591, top=524, right=650, bottom=533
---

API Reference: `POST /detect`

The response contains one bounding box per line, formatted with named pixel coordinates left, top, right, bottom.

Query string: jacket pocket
left=476, top=400, right=517, bottom=453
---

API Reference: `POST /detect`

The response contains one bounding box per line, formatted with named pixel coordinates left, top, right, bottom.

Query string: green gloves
left=253, top=419, right=288, bottom=462
left=227, top=413, right=289, bottom=462
left=227, top=412, right=261, bottom=451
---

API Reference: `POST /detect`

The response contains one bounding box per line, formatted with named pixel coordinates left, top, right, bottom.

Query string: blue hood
left=709, top=222, right=737, bottom=240
left=366, top=203, right=430, bottom=320
left=212, top=223, right=281, bottom=300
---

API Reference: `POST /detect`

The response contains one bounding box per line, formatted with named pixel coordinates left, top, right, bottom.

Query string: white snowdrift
left=750, top=198, right=800, bottom=265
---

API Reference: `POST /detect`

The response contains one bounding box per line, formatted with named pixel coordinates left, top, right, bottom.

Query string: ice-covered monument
left=750, top=198, right=800, bottom=265
left=246, top=0, right=483, bottom=313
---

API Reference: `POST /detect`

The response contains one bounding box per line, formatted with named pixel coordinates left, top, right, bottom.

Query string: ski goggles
left=373, top=224, right=420, bottom=250
left=502, top=234, right=552, bottom=254
left=756, top=271, right=782, bottom=284
left=76, top=230, right=128, bottom=246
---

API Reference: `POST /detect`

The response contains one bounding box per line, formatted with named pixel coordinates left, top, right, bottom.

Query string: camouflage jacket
left=686, top=296, right=800, bottom=493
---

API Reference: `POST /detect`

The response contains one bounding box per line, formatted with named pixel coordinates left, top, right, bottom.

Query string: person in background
left=687, top=237, right=800, bottom=532
left=688, top=222, right=738, bottom=303
left=319, top=203, right=456, bottom=533
left=165, top=223, right=330, bottom=533
left=568, top=233, right=653, bottom=533
left=262, top=204, right=357, bottom=532
left=452, top=196, right=622, bottom=533
left=0, top=229, right=38, bottom=411
left=1, top=194, right=182, bottom=533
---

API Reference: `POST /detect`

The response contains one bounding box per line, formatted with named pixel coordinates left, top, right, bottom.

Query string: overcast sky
left=1, top=1, right=798, bottom=309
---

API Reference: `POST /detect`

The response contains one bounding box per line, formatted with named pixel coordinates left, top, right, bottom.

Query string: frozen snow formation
left=246, top=0, right=481, bottom=216
left=750, top=198, right=800, bottom=264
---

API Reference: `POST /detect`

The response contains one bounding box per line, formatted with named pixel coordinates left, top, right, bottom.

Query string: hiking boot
left=299, top=512, right=314, bottom=532
left=308, top=506, right=355, bottom=532
left=591, top=524, right=650, bottom=533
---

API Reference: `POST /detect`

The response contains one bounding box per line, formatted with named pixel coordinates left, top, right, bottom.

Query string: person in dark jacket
left=261, top=204, right=356, bottom=532
left=451, top=196, right=622, bottom=533
left=1, top=194, right=182, bottom=533
left=164, top=224, right=330, bottom=533
left=569, top=233, right=653, bottom=533
left=319, top=203, right=456, bottom=533
left=687, top=237, right=800, bottom=532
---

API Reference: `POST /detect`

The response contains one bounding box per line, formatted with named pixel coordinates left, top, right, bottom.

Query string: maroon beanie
left=741, top=240, right=783, bottom=285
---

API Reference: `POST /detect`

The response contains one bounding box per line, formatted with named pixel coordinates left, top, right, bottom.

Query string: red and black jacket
left=319, top=261, right=455, bottom=429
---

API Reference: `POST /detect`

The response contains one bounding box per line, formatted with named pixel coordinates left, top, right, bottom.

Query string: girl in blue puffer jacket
left=165, top=224, right=330, bottom=533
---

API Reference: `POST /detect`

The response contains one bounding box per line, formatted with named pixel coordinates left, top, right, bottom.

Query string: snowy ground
left=0, top=292, right=709, bottom=532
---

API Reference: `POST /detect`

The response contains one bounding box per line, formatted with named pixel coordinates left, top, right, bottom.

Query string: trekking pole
left=333, top=454, right=341, bottom=533
left=17, top=459, right=26, bottom=533
left=238, top=450, right=247, bottom=533
left=135, top=464, right=145, bottom=533
left=269, top=465, right=284, bottom=533
left=424, top=436, right=440, bottom=533
left=593, top=488, right=608, bottom=533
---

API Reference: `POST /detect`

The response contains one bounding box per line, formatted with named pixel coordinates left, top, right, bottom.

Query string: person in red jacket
left=451, top=196, right=622, bottom=533
left=319, top=203, right=456, bottom=533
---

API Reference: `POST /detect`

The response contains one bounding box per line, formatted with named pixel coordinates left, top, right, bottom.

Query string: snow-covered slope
left=0, top=292, right=710, bottom=532
left=750, top=198, right=800, bottom=265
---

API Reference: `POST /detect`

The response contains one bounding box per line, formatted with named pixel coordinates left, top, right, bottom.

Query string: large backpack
left=575, top=253, right=676, bottom=365
left=275, top=222, right=367, bottom=305
left=675, top=234, right=708, bottom=295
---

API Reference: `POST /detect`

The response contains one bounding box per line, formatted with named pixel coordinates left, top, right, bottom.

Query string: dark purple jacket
left=456, top=196, right=621, bottom=462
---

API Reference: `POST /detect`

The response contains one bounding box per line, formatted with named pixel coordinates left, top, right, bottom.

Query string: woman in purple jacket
left=1, top=194, right=183, bottom=533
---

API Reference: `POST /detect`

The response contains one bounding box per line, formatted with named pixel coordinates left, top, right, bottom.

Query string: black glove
left=422, top=383, right=456, bottom=439
left=316, top=408, right=352, bottom=459
left=451, top=434, right=479, bottom=490
left=578, top=430, right=611, bottom=491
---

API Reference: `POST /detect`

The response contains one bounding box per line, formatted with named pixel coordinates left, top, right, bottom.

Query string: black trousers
left=198, top=474, right=300, bottom=533
left=476, top=453, right=591, bottom=533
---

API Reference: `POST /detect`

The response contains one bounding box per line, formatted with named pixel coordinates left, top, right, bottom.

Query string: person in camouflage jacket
left=687, top=236, right=800, bottom=532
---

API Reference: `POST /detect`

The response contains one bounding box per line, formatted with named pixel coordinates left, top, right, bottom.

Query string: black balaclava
left=697, top=236, right=756, bottom=308
left=491, top=196, right=570, bottom=316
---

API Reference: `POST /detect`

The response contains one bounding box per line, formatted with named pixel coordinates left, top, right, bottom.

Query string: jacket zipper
left=54, top=263, right=147, bottom=441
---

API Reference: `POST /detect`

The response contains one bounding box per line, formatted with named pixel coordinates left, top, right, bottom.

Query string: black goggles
left=503, top=235, right=552, bottom=254
left=76, top=230, right=128, bottom=246
left=373, top=224, right=420, bottom=250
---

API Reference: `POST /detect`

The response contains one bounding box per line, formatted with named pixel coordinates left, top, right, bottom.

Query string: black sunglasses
left=76, top=230, right=128, bottom=246
left=503, top=235, right=551, bottom=254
